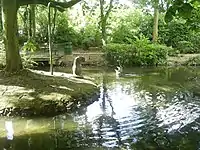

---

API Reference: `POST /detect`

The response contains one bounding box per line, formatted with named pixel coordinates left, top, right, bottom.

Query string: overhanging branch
left=18, top=0, right=81, bottom=11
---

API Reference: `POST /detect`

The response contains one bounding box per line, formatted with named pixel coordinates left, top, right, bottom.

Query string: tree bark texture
left=152, top=6, right=159, bottom=42
left=2, top=0, right=22, bottom=72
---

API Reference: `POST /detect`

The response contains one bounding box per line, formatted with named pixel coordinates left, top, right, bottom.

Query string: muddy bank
left=0, top=69, right=99, bottom=117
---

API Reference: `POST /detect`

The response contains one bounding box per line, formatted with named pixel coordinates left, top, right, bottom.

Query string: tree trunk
left=28, top=4, right=36, bottom=39
left=31, top=4, right=36, bottom=39
left=100, top=0, right=106, bottom=45
left=2, top=0, right=22, bottom=72
left=101, top=19, right=107, bottom=45
left=28, top=5, right=32, bottom=39
left=52, top=8, right=57, bottom=40
left=152, top=7, right=159, bottom=42
left=99, top=0, right=113, bottom=45
left=0, top=1, right=3, bottom=32
left=48, top=4, right=53, bottom=75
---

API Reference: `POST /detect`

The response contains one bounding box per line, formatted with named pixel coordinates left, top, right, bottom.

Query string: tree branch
left=105, top=0, right=114, bottom=20
left=100, top=0, right=105, bottom=17
left=18, top=0, right=81, bottom=11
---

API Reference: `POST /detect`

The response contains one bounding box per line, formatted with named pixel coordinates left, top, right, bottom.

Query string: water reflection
left=74, top=67, right=200, bottom=149
left=0, top=67, right=200, bottom=149
left=3, top=121, right=14, bottom=150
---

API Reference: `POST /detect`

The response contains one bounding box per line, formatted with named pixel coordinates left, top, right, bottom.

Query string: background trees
left=1, top=0, right=81, bottom=72
left=1, top=0, right=200, bottom=72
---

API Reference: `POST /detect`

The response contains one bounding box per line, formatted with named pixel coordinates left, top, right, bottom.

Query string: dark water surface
left=1, top=67, right=200, bottom=150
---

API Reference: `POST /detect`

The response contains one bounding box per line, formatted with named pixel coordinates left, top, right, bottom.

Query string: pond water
left=1, top=67, right=200, bottom=150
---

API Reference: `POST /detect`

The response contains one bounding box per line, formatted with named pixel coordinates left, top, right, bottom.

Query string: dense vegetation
left=1, top=0, right=200, bottom=71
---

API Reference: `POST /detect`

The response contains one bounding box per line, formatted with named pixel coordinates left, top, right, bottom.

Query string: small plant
left=21, top=39, right=39, bottom=68
left=21, top=55, right=38, bottom=69
left=22, top=39, right=39, bottom=52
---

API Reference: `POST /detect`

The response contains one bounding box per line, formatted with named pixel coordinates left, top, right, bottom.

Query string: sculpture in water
left=115, top=60, right=123, bottom=78
left=72, top=56, right=85, bottom=76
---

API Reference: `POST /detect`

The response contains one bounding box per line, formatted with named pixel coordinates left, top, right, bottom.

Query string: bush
left=22, top=39, right=40, bottom=52
left=176, top=41, right=194, bottom=54
left=103, top=44, right=136, bottom=66
left=80, top=25, right=102, bottom=50
left=103, top=39, right=171, bottom=67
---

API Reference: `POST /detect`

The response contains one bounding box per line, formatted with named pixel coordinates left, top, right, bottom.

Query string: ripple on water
left=73, top=74, right=200, bottom=149
left=2, top=67, right=200, bottom=149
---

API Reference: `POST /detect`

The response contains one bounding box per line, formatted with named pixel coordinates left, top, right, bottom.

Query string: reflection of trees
left=94, top=74, right=122, bottom=147
left=129, top=102, right=171, bottom=150
left=128, top=67, right=200, bottom=150
left=0, top=129, right=96, bottom=150
left=134, top=67, right=197, bottom=94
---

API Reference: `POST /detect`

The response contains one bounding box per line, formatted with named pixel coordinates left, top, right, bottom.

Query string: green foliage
left=35, top=6, right=49, bottom=43
left=103, top=43, right=135, bottom=66
left=22, top=39, right=39, bottom=52
left=14, top=0, right=200, bottom=55
left=21, top=55, right=38, bottom=68
left=33, top=6, right=101, bottom=49
left=103, top=38, right=170, bottom=67
left=176, top=41, right=194, bottom=54
left=158, top=18, right=190, bottom=47
left=80, top=25, right=102, bottom=50
left=111, top=10, right=148, bottom=44
left=165, top=2, right=194, bottom=23
left=158, top=16, right=200, bottom=54
left=54, top=12, right=79, bottom=45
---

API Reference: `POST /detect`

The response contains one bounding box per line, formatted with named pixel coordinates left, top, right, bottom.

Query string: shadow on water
left=1, top=67, right=200, bottom=149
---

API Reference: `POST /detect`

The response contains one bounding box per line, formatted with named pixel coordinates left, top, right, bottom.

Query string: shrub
left=80, top=25, right=102, bottom=50
left=103, top=44, right=136, bottom=66
left=22, top=39, right=40, bottom=52
left=176, top=41, right=195, bottom=54
left=103, top=40, right=171, bottom=67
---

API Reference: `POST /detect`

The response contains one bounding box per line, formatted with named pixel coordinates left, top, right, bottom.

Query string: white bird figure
left=115, top=66, right=123, bottom=78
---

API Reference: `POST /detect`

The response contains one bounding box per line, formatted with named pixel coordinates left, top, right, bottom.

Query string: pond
left=1, top=67, right=200, bottom=150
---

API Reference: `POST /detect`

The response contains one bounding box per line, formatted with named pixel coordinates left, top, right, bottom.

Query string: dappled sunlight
left=50, top=85, right=74, bottom=91
left=31, top=69, right=97, bottom=86
left=157, top=97, right=200, bottom=133
left=0, top=85, right=35, bottom=96
left=30, top=69, right=74, bottom=78
left=0, top=85, right=36, bottom=110
left=0, top=67, right=200, bottom=149
left=0, top=68, right=98, bottom=116
left=71, top=67, right=200, bottom=148
left=39, top=92, right=69, bottom=101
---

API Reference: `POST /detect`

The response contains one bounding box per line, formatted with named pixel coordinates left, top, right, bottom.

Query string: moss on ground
left=0, top=69, right=99, bottom=117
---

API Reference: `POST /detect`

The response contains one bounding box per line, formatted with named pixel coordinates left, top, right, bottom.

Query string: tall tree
left=131, top=0, right=167, bottom=42
left=2, top=0, right=22, bottom=72
left=99, top=0, right=114, bottom=45
left=1, top=0, right=81, bottom=72
left=152, top=0, right=159, bottom=42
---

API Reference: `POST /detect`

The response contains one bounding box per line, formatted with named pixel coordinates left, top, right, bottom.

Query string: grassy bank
left=0, top=69, right=99, bottom=117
